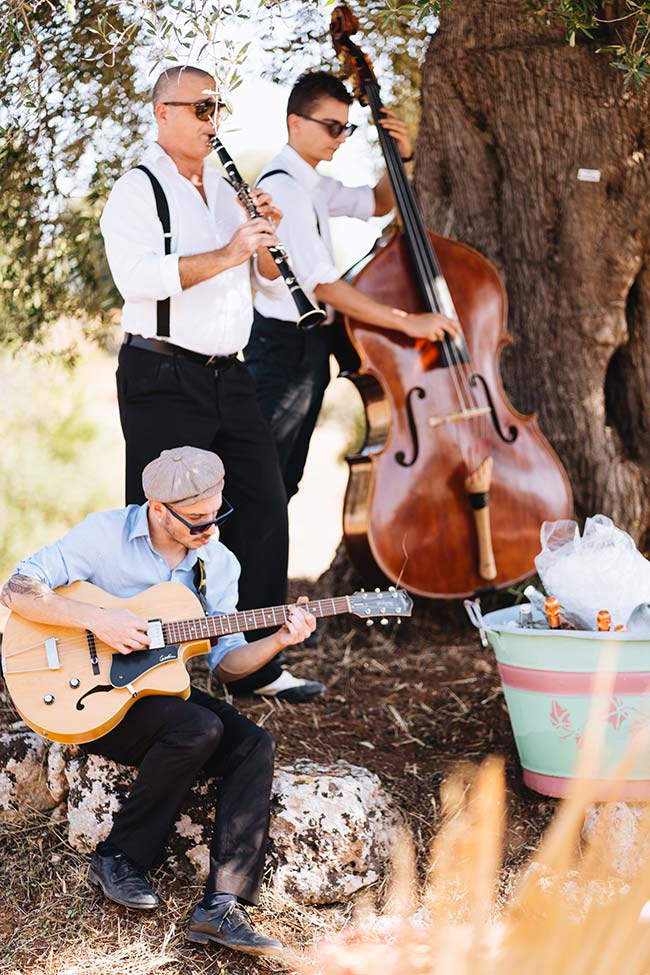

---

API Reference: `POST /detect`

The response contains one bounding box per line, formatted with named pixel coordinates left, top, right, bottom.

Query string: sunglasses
left=162, top=98, right=227, bottom=121
left=163, top=497, right=234, bottom=535
left=295, top=114, right=357, bottom=139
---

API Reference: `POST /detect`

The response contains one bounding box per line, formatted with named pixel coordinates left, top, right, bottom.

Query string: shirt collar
left=127, top=503, right=153, bottom=541
left=143, top=141, right=221, bottom=193
left=143, top=142, right=180, bottom=172
left=127, top=502, right=219, bottom=570
left=276, top=144, right=321, bottom=192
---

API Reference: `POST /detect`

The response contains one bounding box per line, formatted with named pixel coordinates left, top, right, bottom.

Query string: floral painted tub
left=475, top=604, right=650, bottom=799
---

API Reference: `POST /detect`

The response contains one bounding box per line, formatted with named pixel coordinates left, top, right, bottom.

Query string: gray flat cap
left=142, top=446, right=225, bottom=506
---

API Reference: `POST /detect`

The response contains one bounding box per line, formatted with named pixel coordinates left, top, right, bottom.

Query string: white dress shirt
left=253, top=145, right=375, bottom=325
left=100, top=143, right=287, bottom=355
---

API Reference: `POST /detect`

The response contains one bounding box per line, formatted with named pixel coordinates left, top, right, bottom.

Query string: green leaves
left=527, top=0, right=650, bottom=86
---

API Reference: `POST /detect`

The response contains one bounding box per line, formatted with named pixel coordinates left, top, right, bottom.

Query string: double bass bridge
left=428, top=406, right=491, bottom=430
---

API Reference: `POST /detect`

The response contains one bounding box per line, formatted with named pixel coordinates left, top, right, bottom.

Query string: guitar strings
left=2, top=595, right=403, bottom=667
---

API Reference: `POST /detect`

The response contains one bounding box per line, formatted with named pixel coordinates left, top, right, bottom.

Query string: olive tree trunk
left=416, top=0, right=650, bottom=544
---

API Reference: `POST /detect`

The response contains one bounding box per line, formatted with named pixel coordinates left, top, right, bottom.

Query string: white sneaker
left=253, top=669, right=325, bottom=703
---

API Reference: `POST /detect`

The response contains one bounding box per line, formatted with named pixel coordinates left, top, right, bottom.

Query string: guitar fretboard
left=162, top=596, right=351, bottom=645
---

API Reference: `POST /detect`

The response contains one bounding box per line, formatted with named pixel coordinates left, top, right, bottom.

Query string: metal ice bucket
left=467, top=603, right=650, bottom=799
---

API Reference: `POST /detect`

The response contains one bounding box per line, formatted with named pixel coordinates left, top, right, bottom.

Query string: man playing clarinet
left=100, top=65, right=324, bottom=703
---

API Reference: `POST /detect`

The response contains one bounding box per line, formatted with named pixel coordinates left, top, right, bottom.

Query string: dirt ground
left=0, top=586, right=557, bottom=975
left=0, top=372, right=556, bottom=973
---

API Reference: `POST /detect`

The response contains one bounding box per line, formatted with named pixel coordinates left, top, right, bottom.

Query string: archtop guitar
left=1, top=581, right=412, bottom=744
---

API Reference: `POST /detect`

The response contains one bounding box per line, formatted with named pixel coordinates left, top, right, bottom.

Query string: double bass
left=330, top=5, right=573, bottom=599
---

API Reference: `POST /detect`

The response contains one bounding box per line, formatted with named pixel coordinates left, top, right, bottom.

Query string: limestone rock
left=269, top=759, right=404, bottom=904
left=0, top=728, right=57, bottom=819
left=582, top=802, right=650, bottom=878
left=46, top=742, right=81, bottom=804
left=65, top=754, right=133, bottom=852
left=63, top=753, right=402, bottom=904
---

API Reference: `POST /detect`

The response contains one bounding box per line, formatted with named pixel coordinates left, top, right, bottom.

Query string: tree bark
left=415, top=0, right=650, bottom=544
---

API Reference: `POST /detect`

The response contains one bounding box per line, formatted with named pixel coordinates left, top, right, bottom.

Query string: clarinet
left=210, top=136, right=326, bottom=331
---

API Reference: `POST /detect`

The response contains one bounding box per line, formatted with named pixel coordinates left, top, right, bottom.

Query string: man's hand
left=399, top=312, right=462, bottom=343
left=248, top=188, right=282, bottom=228
left=89, top=607, right=151, bottom=656
left=224, top=218, right=279, bottom=267
left=378, top=108, right=413, bottom=161
left=275, top=596, right=316, bottom=649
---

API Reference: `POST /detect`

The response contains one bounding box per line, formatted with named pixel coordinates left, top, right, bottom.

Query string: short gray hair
left=152, top=66, right=216, bottom=108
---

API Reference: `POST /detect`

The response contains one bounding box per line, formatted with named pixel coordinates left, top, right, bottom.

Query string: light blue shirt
left=15, top=504, right=247, bottom=670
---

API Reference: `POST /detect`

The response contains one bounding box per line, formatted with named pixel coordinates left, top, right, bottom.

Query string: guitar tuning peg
left=388, top=586, right=396, bottom=592
left=374, top=587, right=380, bottom=593
left=397, top=618, right=402, bottom=624
left=380, top=618, right=389, bottom=626
left=366, top=619, right=374, bottom=627
left=359, top=588, right=365, bottom=592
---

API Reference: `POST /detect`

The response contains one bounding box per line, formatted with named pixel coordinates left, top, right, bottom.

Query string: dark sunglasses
left=163, top=497, right=234, bottom=535
left=162, top=98, right=227, bottom=121
left=295, top=114, right=357, bottom=139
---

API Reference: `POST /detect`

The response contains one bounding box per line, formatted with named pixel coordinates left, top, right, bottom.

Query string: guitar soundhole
left=75, top=685, right=114, bottom=711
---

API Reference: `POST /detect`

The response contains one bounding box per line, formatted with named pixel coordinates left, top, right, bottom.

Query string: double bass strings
left=365, top=79, right=490, bottom=469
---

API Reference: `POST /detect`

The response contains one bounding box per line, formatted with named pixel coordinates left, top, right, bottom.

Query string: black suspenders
left=135, top=164, right=172, bottom=338
left=257, top=168, right=322, bottom=235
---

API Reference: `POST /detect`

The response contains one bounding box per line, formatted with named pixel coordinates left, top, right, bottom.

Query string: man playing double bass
left=245, top=70, right=459, bottom=502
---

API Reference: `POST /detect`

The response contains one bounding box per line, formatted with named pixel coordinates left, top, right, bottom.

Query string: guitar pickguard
left=109, top=645, right=181, bottom=688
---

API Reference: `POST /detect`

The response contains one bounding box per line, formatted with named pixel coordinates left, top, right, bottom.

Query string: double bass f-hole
left=395, top=386, right=426, bottom=468
left=469, top=374, right=518, bottom=444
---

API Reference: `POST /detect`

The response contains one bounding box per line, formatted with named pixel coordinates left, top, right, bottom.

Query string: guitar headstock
left=330, top=3, right=378, bottom=106
left=348, top=588, right=413, bottom=621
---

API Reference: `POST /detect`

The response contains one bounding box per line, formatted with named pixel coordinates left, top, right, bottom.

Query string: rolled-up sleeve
left=100, top=170, right=183, bottom=304
left=250, top=256, right=290, bottom=299
left=322, top=177, right=375, bottom=220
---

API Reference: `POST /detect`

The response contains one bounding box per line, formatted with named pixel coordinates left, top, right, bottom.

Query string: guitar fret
left=162, top=588, right=407, bottom=648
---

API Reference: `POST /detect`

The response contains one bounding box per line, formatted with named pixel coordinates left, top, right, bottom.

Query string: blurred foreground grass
left=0, top=344, right=123, bottom=583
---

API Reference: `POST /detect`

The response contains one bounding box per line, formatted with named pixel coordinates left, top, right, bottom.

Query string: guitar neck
left=162, top=596, right=351, bottom=645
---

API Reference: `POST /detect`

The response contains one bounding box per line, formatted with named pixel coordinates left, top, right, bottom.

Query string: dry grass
left=297, top=675, right=650, bottom=975
left=0, top=605, right=555, bottom=975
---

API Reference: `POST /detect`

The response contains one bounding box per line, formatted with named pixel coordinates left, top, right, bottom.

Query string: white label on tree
left=577, top=168, right=601, bottom=182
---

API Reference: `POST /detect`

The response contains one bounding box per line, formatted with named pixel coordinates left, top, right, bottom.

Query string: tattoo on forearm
left=0, top=573, right=51, bottom=606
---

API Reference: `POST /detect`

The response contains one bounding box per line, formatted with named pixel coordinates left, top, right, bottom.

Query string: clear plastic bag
left=534, top=514, right=650, bottom=630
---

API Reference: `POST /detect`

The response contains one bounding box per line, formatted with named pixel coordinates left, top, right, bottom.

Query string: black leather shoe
left=88, top=850, right=159, bottom=910
left=187, top=901, right=283, bottom=956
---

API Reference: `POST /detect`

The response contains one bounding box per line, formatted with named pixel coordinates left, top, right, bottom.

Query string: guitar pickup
left=147, top=619, right=165, bottom=650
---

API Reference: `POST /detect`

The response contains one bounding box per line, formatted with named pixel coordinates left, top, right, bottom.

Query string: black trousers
left=244, top=312, right=332, bottom=501
left=116, top=344, right=287, bottom=691
left=85, top=687, right=275, bottom=905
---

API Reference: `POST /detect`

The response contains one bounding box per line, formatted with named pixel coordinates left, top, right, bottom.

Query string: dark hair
left=152, top=66, right=215, bottom=108
left=287, top=71, right=352, bottom=118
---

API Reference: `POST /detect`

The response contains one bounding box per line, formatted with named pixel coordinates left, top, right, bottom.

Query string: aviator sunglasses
left=295, top=113, right=357, bottom=139
left=163, top=497, right=234, bottom=535
left=162, top=98, right=227, bottom=121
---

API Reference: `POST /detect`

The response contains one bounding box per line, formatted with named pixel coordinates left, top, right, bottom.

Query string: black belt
left=123, top=333, right=238, bottom=370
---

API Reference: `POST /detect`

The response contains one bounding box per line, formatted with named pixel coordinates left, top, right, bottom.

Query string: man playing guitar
left=0, top=446, right=315, bottom=958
